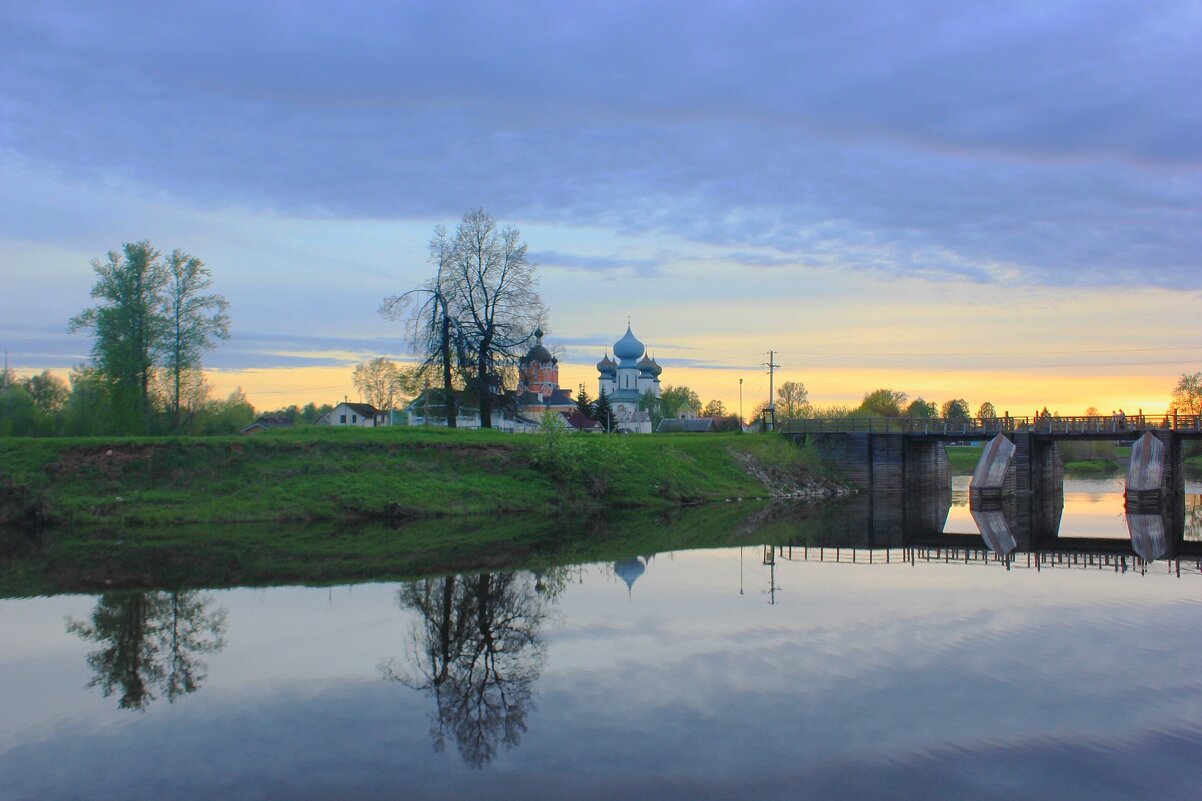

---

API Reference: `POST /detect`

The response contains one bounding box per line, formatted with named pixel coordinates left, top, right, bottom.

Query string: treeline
left=746, top=382, right=997, bottom=423
left=0, top=368, right=257, bottom=437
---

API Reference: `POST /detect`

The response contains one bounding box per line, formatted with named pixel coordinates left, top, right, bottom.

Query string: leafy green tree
left=193, top=388, right=256, bottom=434
left=977, top=401, right=997, bottom=419
left=905, top=398, right=937, bottom=418
left=858, top=388, right=908, bottom=417
left=300, top=402, right=334, bottom=424
left=162, top=250, right=229, bottom=431
left=69, top=241, right=170, bottom=432
left=638, top=389, right=661, bottom=427
left=0, top=384, right=41, bottom=436
left=1172, top=372, right=1202, bottom=416
left=68, top=591, right=227, bottom=711
left=941, top=398, right=971, bottom=420
left=19, top=371, right=69, bottom=415
left=702, top=399, right=726, bottom=417
left=659, top=385, right=701, bottom=419
left=59, top=365, right=114, bottom=436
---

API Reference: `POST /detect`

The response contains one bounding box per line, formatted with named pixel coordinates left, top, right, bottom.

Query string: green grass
left=1063, top=459, right=1121, bottom=475
left=945, top=445, right=983, bottom=474
left=0, top=428, right=838, bottom=528
left=0, top=497, right=854, bottom=597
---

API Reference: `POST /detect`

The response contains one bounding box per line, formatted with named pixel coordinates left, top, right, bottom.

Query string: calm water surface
left=3, top=480, right=1202, bottom=800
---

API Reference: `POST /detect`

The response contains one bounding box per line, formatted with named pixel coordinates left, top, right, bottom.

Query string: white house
left=323, top=402, right=388, bottom=427
left=398, top=390, right=539, bottom=432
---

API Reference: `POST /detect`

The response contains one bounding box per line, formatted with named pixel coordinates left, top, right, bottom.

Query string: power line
left=240, top=383, right=352, bottom=396
left=753, top=345, right=1202, bottom=358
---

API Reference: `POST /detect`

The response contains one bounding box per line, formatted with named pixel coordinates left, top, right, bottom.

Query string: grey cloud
left=0, top=1, right=1198, bottom=287
left=529, top=250, right=665, bottom=277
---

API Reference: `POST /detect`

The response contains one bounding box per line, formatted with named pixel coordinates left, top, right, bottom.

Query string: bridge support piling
left=804, top=433, right=948, bottom=492
left=1126, top=431, right=1183, bottom=509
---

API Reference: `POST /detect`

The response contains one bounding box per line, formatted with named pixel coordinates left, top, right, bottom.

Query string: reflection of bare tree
left=67, top=591, right=227, bottom=711
left=381, top=571, right=549, bottom=768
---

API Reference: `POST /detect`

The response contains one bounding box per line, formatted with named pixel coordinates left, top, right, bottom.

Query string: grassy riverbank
left=0, top=428, right=835, bottom=528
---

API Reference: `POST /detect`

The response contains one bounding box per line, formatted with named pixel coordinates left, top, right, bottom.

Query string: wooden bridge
left=783, top=412, right=1201, bottom=505
left=782, top=412, right=1202, bottom=439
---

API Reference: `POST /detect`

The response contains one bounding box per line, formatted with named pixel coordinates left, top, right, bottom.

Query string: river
left=2, top=479, right=1202, bottom=800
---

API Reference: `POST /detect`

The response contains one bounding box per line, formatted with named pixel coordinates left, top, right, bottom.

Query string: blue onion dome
left=521, top=327, right=553, bottom=365
left=613, top=325, right=645, bottom=363
left=596, top=352, right=616, bottom=375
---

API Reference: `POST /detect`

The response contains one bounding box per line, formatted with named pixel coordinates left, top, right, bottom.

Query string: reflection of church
left=614, top=555, right=655, bottom=596
left=596, top=325, right=662, bottom=434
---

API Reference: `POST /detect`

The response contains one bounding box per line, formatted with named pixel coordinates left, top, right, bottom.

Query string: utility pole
left=739, top=378, right=743, bottom=432
left=762, top=350, right=780, bottom=431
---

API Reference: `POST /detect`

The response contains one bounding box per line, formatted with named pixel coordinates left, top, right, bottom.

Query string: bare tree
left=445, top=209, right=543, bottom=428
left=381, top=227, right=465, bottom=427
left=352, top=357, right=412, bottom=411
left=1172, top=372, right=1202, bottom=416
left=382, top=571, right=548, bottom=768
left=775, top=381, right=811, bottom=421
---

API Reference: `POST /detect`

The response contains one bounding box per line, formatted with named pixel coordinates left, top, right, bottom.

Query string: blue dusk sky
left=1, top=0, right=1199, bottom=413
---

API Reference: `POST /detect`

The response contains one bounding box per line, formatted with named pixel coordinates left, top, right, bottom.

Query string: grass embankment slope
left=0, top=427, right=834, bottom=528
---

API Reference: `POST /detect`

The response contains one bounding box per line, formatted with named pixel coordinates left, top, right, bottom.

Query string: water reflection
left=380, top=571, right=553, bottom=768
left=66, top=591, right=227, bottom=710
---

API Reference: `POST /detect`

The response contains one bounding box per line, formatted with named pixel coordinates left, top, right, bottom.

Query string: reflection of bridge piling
left=769, top=542, right=1202, bottom=578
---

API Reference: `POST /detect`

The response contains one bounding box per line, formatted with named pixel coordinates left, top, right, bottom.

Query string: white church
left=595, top=325, right=662, bottom=434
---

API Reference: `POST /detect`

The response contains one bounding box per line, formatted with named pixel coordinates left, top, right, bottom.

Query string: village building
left=514, top=328, right=577, bottom=417
left=322, top=401, right=388, bottom=427
left=240, top=415, right=294, bottom=435
left=399, top=389, right=539, bottom=432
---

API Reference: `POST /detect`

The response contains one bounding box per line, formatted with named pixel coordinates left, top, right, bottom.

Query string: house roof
left=515, top=388, right=575, bottom=408
left=560, top=409, right=602, bottom=431
left=241, top=415, right=294, bottom=434
left=336, top=402, right=381, bottom=416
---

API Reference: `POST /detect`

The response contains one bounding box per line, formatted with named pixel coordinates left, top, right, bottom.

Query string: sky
left=1, top=0, right=1199, bottom=417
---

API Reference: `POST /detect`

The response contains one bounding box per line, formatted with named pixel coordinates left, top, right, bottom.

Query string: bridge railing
left=780, top=413, right=1202, bottom=436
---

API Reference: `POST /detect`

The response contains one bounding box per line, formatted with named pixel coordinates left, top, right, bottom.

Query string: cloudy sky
left=1, top=0, right=1199, bottom=414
